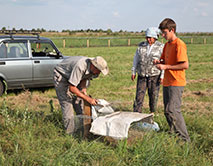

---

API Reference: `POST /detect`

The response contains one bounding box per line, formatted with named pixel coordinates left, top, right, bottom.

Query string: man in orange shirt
left=154, top=18, right=190, bottom=142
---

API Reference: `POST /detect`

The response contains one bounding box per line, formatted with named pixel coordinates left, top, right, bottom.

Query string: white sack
left=90, top=111, right=153, bottom=139
left=91, top=99, right=114, bottom=119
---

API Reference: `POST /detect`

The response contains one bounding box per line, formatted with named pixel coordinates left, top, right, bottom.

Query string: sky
left=0, top=0, right=212, bottom=32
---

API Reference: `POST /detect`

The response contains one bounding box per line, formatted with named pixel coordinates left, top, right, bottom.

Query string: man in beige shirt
left=54, top=56, right=109, bottom=134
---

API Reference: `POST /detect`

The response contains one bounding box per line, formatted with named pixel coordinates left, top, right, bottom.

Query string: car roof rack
left=0, top=30, right=41, bottom=40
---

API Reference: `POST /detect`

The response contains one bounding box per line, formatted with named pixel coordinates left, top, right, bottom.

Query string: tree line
left=1, top=27, right=213, bottom=36
left=1, top=27, right=143, bottom=34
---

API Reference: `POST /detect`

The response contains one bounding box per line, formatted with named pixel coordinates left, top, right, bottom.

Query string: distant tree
left=62, top=29, right=70, bottom=32
left=48, top=30, right=58, bottom=32
left=106, top=28, right=112, bottom=35
left=41, top=28, right=46, bottom=32
left=98, top=29, right=103, bottom=32
left=86, top=29, right=91, bottom=32
left=1, top=27, right=6, bottom=31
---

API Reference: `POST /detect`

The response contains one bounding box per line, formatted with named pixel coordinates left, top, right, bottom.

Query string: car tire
left=0, top=80, right=5, bottom=96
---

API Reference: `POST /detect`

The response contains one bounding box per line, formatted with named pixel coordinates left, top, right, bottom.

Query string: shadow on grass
left=6, top=87, right=57, bottom=97
left=44, top=107, right=64, bottom=130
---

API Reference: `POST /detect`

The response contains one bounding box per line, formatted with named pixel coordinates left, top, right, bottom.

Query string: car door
left=30, top=40, right=63, bottom=86
left=0, top=40, right=33, bottom=89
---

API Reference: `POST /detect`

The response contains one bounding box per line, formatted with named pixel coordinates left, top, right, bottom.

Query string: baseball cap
left=145, top=27, right=160, bottom=39
left=91, top=56, right=109, bottom=75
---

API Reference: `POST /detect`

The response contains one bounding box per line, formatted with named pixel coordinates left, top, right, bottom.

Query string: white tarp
left=91, top=99, right=114, bottom=119
left=90, top=111, right=153, bottom=139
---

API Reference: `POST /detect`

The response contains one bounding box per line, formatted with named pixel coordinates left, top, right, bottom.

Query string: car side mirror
left=56, top=52, right=63, bottom=58
left=58, top=52, right=63, bottom=57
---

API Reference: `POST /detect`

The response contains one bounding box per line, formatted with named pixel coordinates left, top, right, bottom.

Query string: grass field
left=0, top=44, right=212, bottom=165
left=51, top=36, right=213, bottom=48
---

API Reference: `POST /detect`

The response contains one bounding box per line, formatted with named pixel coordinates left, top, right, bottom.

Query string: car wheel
left=0, top=80, right=5, bottom=96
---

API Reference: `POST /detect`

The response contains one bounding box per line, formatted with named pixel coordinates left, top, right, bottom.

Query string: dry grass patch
left=183, top=89, right=213, bottom=115
left=187, top=78, right=213, bottom=84
left=2, top=90, right=60, bottom=111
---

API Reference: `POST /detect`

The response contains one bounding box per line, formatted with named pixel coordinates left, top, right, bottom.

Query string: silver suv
left=0, top=30, right=67, bottom=96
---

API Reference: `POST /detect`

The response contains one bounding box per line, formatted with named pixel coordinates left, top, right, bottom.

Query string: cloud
left=191, top=1, right=210, bottom=17
left=112, top=11, right=120, bottom=18
left=201, top=12, right=208, bottom=17
left=193, top=8, right=198, bottom=12
left=197, top=2, right=208, bottom=7
left=0, top=0, right=52, bottom=6
left=0, top=0, right=212, bottom=32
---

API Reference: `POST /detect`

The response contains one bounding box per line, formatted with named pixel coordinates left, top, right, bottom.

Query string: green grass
left=51, top=36, right=213, bottom=48
left=0, top=44, right=212, bottom=165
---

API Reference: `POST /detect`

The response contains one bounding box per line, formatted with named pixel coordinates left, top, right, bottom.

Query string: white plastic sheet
left=91, top=99, right=114, bottom=119
left=90, top=111, right=153, bottom=139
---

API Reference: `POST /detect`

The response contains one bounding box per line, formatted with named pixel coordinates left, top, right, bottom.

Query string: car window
left=31, top=41, right=58, bottom=58
left=1, top=42, right=28, bottom=58
left=0, top=43, right=7, bottom=58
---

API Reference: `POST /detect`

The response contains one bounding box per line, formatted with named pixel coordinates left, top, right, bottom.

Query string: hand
left=153, top=59, right=160, bottom=65
left=160, top=78, right=163, bottom=84
left=131, top=74, right=136, bottom=81
left=156, top=64, right=167, bottom=70
left=87, top=97, right=98, bottom=105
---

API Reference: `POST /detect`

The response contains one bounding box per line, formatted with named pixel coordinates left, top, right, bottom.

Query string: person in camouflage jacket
left=131, top=27, right=164, bottom=113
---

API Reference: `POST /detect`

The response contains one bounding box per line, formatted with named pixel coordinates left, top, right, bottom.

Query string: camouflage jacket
left=132, top=41, right=164, bottom=77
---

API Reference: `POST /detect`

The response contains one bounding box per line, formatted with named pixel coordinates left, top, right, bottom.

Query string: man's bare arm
left=69, top=84, right=97, bottom=105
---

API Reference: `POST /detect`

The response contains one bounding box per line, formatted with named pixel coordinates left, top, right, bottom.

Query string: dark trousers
left=133, top=75, right=160, bottom=113
left=163, top=86, right=190, bottom=142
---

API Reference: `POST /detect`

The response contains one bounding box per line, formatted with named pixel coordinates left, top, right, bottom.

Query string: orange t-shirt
left=161, top=38, right=188, bottom=86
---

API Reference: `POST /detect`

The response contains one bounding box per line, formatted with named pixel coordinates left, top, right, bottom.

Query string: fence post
left=191, top=38, right=193, bottom=44
left=36, top=43, right=41, bottom=49
left=128, top=39, right=131, bottom=46
left=204, top=38, right=206, bottom=44
left=63, top=39, right=66, bottom=48
left=108, top=39, right=110, bottom=47
left=87, top=40, right=89, bottom=48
